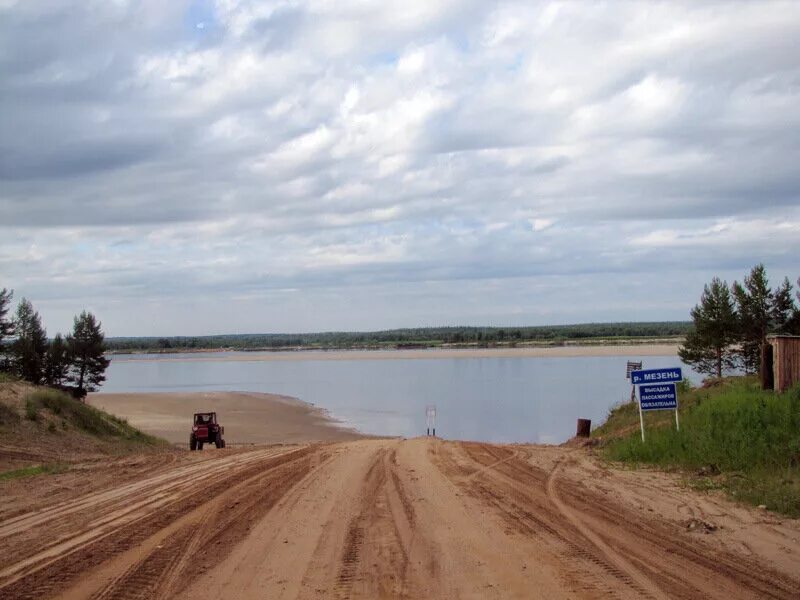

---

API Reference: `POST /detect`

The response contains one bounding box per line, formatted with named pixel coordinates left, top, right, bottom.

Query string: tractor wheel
left=198, top=442, right=204, bottom=450
left=221, top=439, right=226, bottom=448
left=215, top=437, right=223, bottom=449
left=190, top=436, right=197, bottom=451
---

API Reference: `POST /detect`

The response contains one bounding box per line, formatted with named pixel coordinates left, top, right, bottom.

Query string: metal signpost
left=630, top=368, right=682, bottom=442
left=626, top=360, right=642, bottom=403
left=426, top=405, right=437, bottom=437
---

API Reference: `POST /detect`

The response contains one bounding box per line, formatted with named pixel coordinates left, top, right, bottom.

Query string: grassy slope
left=594, top=377, right=800, bottom=517
left=0, top=381, right=167, bottom=478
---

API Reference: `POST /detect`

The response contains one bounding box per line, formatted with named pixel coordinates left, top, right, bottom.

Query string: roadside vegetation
left=22, top=388, right=159, bottom=442
left=597, top=264, right=800, bottom=517
left=0, top=382, right=166, bottom=480
left=596, top=378, right=800, bottom=516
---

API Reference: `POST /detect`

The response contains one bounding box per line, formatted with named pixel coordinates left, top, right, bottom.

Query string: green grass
left=24, top=397, right=40, bottom=421
left=0, top=372, right=17, bottom=383
left=0, top=463, right=67, bottom=481
left=598, top=378, right=800, bottom=517
left=24, top=389, right=163, bottom=444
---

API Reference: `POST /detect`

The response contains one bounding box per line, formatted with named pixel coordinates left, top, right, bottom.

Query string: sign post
left=637, top=388, right=646, bottom=442
left=425, top=405, right=437, bottom=437
left=630, top=368, right=683, bottom=442
left=626, top=360, right=642, bottom=404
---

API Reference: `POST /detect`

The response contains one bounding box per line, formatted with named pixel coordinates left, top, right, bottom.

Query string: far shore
left=109, top=343, right=680, bottom=363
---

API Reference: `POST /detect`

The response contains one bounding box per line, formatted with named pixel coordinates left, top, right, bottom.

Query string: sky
left=1, top=0, right=799, bottom=337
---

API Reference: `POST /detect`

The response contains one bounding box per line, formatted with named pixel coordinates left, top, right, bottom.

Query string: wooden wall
left=771, top=336, right=800, bottom=393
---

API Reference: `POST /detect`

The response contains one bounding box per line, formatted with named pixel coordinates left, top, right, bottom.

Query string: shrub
left=24, top=398, right=39, bottom=421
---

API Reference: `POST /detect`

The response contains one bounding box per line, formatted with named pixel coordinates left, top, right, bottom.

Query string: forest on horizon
left=105, top=321, right=691, bottom=353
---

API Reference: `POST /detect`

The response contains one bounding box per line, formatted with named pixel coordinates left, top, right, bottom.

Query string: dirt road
left=1, top=439, right=798, bottom=599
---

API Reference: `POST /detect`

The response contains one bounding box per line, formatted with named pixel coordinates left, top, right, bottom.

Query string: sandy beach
left=109, top=343, right=680, bottom=363
left=88, top=391, right=363, bottom=445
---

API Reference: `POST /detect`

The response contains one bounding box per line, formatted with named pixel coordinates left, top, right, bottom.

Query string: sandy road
left=1, top=439, right=798, bottom=599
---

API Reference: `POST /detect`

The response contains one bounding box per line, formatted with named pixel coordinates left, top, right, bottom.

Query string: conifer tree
left=0, top=288, right=13, bottom=372
left=678, top=278, right=739, bottom=378
left=771, top=277, right=796, bottom=333
left=67, top=311, right=110, bottom=398
left=790, top=278, right=800, bottom=334
left=11, top=298, right=48, bottom=384
left=732, top=265, right=797, bottom=373
left=0, top=288, right=13, bottom=341
left=44, top=333, right=71, bottom=387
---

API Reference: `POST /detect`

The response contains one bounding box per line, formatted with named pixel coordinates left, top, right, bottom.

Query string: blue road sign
left=639, top=383, right=678, bottom=411
left=630, top=367, right=682, bottom=385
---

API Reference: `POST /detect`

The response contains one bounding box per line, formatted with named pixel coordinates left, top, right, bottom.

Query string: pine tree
left=790, top=278, right=800, bottom=334
left=678, top=278, right=739, bottom=378
left=771, top=277, right=796, bottom=334
left=733, top=265, right=797, bottom=373
left=11, top=298, right=48, bottom=384
left=44, top=333, right=71, bottom=387
left=0, top=288, right=13, bottom=341
left=0, top=288, right=13, bottom=372
left=67, top=311, right=110, bottom=399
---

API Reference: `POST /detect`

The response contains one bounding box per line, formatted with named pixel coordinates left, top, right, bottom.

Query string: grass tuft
left=24, top=398, right=39, bottom=421
left=0, top=463, right=67, bottom=481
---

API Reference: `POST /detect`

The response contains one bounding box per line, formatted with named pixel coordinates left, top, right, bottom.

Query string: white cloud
left=1, top=1, right=799, bottom=335
left=529, top=218, right=554, bottom=232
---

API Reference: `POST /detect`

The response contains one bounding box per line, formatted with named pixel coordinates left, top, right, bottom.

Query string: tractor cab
left=190, top=412, right=225, bottom=450
left=194, top=412, right=217, bottom=426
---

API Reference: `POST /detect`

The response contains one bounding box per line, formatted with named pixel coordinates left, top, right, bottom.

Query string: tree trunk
left=78, top=358, right=86, bottom=401
left=716, top=347, right=722, bottom=379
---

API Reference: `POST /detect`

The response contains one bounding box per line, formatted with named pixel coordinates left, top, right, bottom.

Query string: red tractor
left=190, top=412, right=225, bottom=450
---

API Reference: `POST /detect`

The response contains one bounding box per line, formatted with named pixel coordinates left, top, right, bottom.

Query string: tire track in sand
left=334, top=447, right=403, bottom=598
left=545, top=454, right=668, bottom=599
left=83, top=446, right=322, bottom=600
left=328, top=442, right=430, bottom=599
left=547, top=454, right=799, bottom=599
left=0, top=446, right=314, bottom=600
left=451, top=441, right=797, bottom=600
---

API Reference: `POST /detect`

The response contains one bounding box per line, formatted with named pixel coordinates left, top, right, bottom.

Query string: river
left=101, top=350, right=695, bottom=444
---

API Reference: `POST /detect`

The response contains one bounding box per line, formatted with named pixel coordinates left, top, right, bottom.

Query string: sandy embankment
left=109, top=343, right=681, bottom=363
left=88, top=391, right=362, bottom=445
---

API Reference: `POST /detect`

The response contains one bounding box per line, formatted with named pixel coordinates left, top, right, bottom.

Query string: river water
left=101, top=351, right=695, bottom=444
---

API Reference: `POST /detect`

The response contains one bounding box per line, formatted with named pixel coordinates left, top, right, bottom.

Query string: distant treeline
left=105, top=322, right=691, bottom=353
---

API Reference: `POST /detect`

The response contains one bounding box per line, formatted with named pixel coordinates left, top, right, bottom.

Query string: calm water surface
left=101, top=352, right=696, bottom=444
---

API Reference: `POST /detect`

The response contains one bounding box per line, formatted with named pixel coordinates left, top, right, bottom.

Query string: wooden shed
left=769, top=335, right=800, bottom=392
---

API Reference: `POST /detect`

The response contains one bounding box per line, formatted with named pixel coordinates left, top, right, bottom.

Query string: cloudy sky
left=2, top=1, right=799, bottom=336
